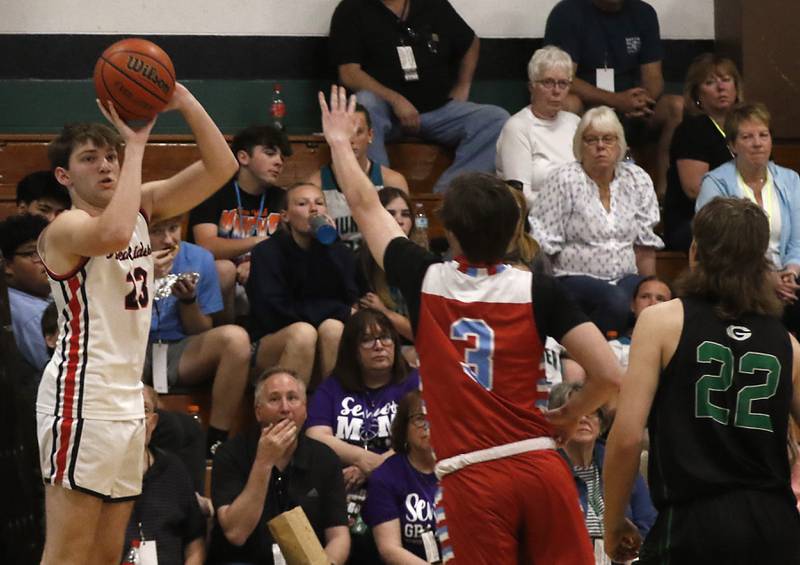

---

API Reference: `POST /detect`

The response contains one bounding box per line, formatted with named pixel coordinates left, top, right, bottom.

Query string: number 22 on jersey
left=451, top=318, right=495, bottom=390
left=695, top=340, right=781, bottom=432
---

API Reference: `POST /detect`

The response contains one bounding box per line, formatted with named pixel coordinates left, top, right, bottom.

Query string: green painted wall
left=0, top=79, right=530, bottom=135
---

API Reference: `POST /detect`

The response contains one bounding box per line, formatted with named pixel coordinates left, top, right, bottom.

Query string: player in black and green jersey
left=603, top=197, right=800, bottom=564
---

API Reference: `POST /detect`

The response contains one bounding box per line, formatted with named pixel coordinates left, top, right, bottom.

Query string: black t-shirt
left=187, top=178, right=286, bottom=249
left=208, top=430, right=348, bottom=564
left=382, top=237, right=588, bottom=343
left=663, top=114, right=733, bottom=249
left=649, top=297, right=794, bottom=510
left=544, top=0, right=662, bottom=92
left=123, top=449, right=206, bottom=565
left=329, top=0, right=475, bottom=112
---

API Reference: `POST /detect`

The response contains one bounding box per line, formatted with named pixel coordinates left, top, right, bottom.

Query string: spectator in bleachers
left=0, top=214, right=52, bottom=372
left=329, top=0, right=509, bottom=194
left=40, top=300, right=58, bottom=357
left=306, top=104, right=408, bottom=251
left=549, top=382, right=656, bottom=562
left=0, top=275, right=45, bottom=564
left=143, top=216, right=251, bottom=458
left=189, top=125, right=290, bottom=321
left=544, top=0, right=684, bottom=197
left=697, top=103, right=800, bottom=331
left=664, top=54, right=741, bottom=250
left=247, top=183, right=359, bottom=385
left=363, top=390, right=439, bottom=564
left=607, top=275, right=673, bottom=369
left=306, top=308, right=420, bottom=561
left=503, top=185, right=551, bottom=277
left=504, top=186, right=590, bottom=398
left=357, top=187, right=415, bottom=343
left=531, top=106, right=663, bottom=336
left=496, top=46, right=580, bottom=211
left=209, top=368, right=350, bottom=565
left=16, top=170, right=71, bottom=223
left=122, top=385, right=206, bottom=565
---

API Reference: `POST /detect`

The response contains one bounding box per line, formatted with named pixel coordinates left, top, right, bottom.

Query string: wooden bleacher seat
left=0, top=133, right=449, bottom=210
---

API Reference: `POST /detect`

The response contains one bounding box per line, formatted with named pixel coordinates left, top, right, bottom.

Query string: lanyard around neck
left=234, top=180, right=266, bottom=236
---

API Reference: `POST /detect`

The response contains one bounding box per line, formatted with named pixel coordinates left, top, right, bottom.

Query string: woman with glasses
left=306, top=308, right=420, bottom=561
left=548, top=382, right=656, bottom=565
left=531, top=106, right=663, bottom=336
left=496, top=45, right=580, bottom=210
left=664, top=54, right=743, bottom=250
left=363, top=390, right=439, bottom=564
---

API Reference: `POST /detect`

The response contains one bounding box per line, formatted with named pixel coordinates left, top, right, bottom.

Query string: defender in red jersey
left=319, top=86, right=622, bottom=564
left=37, top=86, right=237, bottom=565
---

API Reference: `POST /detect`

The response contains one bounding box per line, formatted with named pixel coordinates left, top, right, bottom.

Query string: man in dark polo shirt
left=544, top=0, right=684, bottom=196
left=329, top=0, right=509, bottom=193
left=208, top=368, right=350, bottom=564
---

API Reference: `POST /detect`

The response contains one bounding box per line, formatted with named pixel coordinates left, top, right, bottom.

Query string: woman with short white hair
left=531, top=106, right=663, bottom=336
left=495, top=45, right=580, bottom=209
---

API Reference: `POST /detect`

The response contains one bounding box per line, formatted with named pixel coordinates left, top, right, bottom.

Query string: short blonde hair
left=725, top=103, right=771, bottom=145
left=528, top=45, right=574, bottom=83
left=573, top=106, right=628, bottom=163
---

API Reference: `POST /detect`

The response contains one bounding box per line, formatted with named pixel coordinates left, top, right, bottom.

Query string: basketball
left=93, top=38, right=176, bottom=123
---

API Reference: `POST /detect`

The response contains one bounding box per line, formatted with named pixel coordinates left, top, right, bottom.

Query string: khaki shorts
left=37, top=412, right=145, bottom=500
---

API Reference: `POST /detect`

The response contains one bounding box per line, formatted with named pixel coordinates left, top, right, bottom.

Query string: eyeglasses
left=13, top=249, right=42, bottom=263
left=360, top=334, right=394, bottom=348
left=582, top=135, right=618, bottom=147
left=536, top=78, right=572, bottom=90
left=409, top=413, right=430, bottom=430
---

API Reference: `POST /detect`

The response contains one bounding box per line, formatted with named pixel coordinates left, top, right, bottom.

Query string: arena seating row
left=9, top=131, right=795, bottom=434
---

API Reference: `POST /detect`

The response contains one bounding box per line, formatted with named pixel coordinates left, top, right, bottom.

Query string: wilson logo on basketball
left=126, top=56, right=171, bottom=95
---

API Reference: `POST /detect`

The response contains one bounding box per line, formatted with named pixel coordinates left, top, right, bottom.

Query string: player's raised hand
left=604, top=516, right=642, bottom=562
left=161, top=82, right=191, bottom=113
left=96, top=98, right=156, bottom=145
left=319, top=85, right=358, bottom=147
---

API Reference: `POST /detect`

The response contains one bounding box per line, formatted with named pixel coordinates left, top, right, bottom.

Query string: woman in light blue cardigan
left=697, top=103, right=800, bottom=309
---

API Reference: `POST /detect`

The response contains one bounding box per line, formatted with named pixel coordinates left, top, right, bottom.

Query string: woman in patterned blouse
left=530, top=106, right=663, bottom=336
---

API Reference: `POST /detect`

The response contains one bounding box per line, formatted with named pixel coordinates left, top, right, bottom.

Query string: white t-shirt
left=495, top=107, right=580, bottom=210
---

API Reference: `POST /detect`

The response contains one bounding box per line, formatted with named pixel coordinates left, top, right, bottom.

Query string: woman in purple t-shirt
left=306, top=308, right=420, bottom=559
left=364, top=391, right=439, bottom=563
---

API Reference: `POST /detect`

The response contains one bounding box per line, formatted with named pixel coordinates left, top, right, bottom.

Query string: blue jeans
left=356, top=90, right=509, bottom=193
left=558, top=274, right=644, bottom=336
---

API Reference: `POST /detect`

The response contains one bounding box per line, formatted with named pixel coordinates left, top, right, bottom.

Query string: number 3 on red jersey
left=451, top=318, right=495, bottom=390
